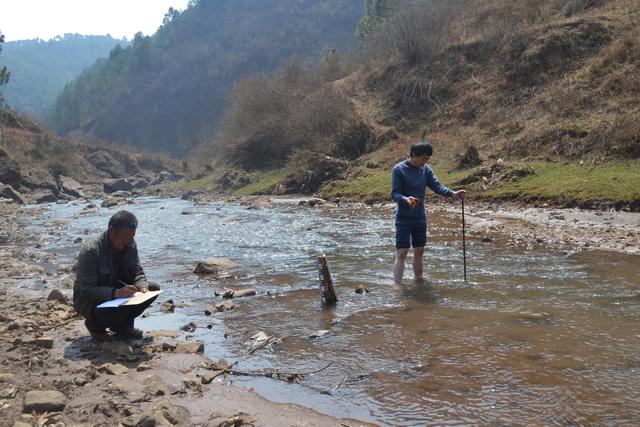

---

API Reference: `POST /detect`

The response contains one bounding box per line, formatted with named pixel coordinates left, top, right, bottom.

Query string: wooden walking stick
left=462, top=197, right=467, bottom=282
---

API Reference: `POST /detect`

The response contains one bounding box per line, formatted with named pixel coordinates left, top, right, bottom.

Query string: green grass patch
left=163, top=169, right=223, bottom=191
left=319, top=167, right=390, bottom=200
left=485, top=161, right=640, bottom=203
left=233, top=167, right=294, bottom=195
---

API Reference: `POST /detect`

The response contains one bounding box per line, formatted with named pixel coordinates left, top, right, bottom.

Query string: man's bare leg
left=413, top=247, right=424, bottom=281
left=393, top=248, right=409, bottom=285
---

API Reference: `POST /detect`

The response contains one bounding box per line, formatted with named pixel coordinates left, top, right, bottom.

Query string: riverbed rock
left=161, top=299, right=175, bottom=312
left=148, top=330, right=180, bottom=339
left=175, top=341, right=204, bottom=354
left=216, top=301, right=235, bottom=312
left=98, top=362, right=129, bottom=375
left=193, top=258, right=237, bottom=275
left=22, top=390, right=66, bottom=413
left=103, top=178, right=134, bottom=193
left=87, top=151, right=126, bottom=178
left=181, top=322, right=197, bottom=332
left=35, top=336, right=54, bottom=349
left=309, top=330, right=330, bottom=339
left=58, top=175, right=84, bottom=198
left=0, top=372, right=15, bottom=382
left=0, top=149, right=23, bottom=188
left=47, top=289, right=67, bottom=303
left=30, top=189, right=58, bottom=204
left=0, top=386, right=17, bottom=399
left=150, top=171, right=176, bottom=185
left=101, top=197, right=124, bottom=208
left=223, top=289, right=256, bottom=299
left=355, top=284, right=370, bottom=294
left=0, top=183, right=25, bottom=204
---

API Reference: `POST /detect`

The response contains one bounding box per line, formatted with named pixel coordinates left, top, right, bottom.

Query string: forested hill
left=47, top=0, right=364, bottom=156
left=1, top=34, right=124, bottom=118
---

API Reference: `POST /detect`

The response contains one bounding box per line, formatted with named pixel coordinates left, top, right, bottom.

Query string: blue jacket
left=391, top=159, right=453, bottom=220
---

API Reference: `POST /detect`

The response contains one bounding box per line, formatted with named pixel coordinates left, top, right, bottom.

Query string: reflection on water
left=25, top=198, right=640, bottom=425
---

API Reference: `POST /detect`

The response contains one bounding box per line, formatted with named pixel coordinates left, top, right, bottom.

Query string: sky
left=1, top=0, right=192, bottom=42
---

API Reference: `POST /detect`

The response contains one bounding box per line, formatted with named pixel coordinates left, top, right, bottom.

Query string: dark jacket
left=73, top=231, right=148, bottom=317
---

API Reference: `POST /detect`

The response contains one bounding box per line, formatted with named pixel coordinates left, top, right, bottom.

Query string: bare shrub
left=215, top=60, right=371, bottom=169
left=363, top=1, right=465, bottom=66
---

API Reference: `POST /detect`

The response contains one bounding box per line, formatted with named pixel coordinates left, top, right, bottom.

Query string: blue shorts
left=395, top=220, right=427, bottom=249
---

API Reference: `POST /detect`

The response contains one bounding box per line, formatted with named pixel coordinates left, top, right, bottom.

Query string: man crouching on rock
left=73, top=210, right=159, bottom=341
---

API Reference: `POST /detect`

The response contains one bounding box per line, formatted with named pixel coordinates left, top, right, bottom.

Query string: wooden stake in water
left=462, top=197, right=467, bottom=282
left=317, top=255, right=338, bottom=305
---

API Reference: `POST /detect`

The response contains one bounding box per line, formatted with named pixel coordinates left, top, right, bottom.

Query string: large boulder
left=193, top=258, right=237, bottom=275
left=58, top=175, right=84, bottom=198
left=0, top=149, right=23, bottom=188
left=150, top=171, right=176, bottom=186
left=29, top=189, right=58, bottom=204
left=87, top=151, right=126, bottom=178
left=274, top=155, right=350, bottom=195
left=103, top=178, right=134, bottom=193
left=20, top=168, right=58, bottom=192
left=0, top=184, right=25, bottom=204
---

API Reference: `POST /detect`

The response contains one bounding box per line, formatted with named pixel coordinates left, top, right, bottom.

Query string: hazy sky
left=1, top=0, right=191, bottom=41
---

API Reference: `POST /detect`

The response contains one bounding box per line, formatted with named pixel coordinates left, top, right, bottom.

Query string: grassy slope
left=175, top=1, right=640, bottom=209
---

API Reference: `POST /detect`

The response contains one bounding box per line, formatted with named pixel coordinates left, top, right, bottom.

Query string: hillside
left=47, top=0, right=364, bottom=156
left=179, top=0, right=639, bottom=210
left=0, top=109, right=182, bottom=205
left=0, top=34, right=124, bottom=118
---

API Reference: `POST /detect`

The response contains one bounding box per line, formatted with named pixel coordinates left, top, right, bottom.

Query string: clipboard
left=97, top=290, right=162, bottom=308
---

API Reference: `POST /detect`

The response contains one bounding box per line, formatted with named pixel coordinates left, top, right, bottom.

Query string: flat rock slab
left=148, top=330, right=180, bottom=339
left=23, top=390, right=66, bottom=413
left=175, top=341, right=204, bottom=354
left=98, top=363, right=129, bottom=375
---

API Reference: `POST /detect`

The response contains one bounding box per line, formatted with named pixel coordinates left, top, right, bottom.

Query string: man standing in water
left=391, top=141, right=466, bottom=285
left=74, top=210, right=159, bottom=341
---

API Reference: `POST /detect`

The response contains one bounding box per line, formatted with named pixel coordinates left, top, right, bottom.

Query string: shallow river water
left=25, top=198, right=640, bottom=426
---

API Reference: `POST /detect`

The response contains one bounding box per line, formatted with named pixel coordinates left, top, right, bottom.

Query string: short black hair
left=410, top=140, right=433, bottom=157
left=108, top=210, right=138, bottom=230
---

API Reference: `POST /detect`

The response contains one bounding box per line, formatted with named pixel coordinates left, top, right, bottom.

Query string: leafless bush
left=363, top=1, right=465, bottom=66
left=215, top=60, right=371, bottom=169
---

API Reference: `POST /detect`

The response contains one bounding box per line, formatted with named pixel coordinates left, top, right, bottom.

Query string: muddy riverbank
left=1, top=195, right=639, bottom=426
left=0, top=201, right=372, bottom=427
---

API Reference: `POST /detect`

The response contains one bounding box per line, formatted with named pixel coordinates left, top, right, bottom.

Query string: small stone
left=47, top=289, right=67, bottom=303
left=175, top=341, right=204, bottom=354
left=137, top=362, right=153, bottom=372
left=309, top=330, right=330, bottom=339
left=161, top=300, right=175, bottom=313
left=201, top=372, right=218, bottom=384
left=355, top=284, right=369, bottom=294
left=0, top=373, right=15, bottom=382
left=180, top=321, right=197, bottom=332
left=0, top=386, right=17, bottom=399
left=35, top=336, right=54, bottom=349
left=74, top=376, right=88, bottom=386
left=22, top=390, right=66, bottom=413
left=215, top=301, right=235, bottom=312
left=98, top=363, right=129, bottom=375
left=232, top=289, right=256, bottom=298
left=204, top=306, right=215, bottom=316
